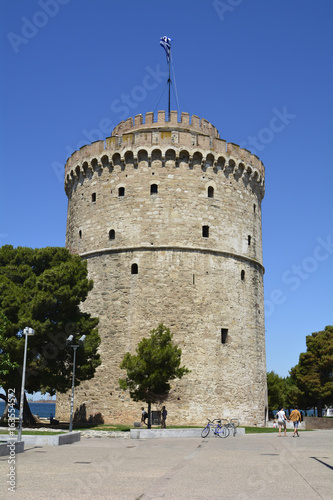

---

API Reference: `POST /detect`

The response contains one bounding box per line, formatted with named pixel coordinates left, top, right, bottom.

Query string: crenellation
left=169, top=110, right=178, bottom=123
left=134, top=113, right=143, bottom=127
left=200, top=117, right=213, bottom=135
left=157, top=110, right=165, bottom=123
left=191, top=114, right=200, bottom=128
left=124, top=116, right=133, bottom=129
left=111, top=120, right=124, bottom=136
left=108, top=111, right=224, bottom=139
left=181, top=111, right=190, bottom=125
left=145, top=111, right=154, bottom=124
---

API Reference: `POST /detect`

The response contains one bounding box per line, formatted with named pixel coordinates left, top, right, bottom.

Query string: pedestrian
left=289, top=406, right=302, bottom=437
left=140, top=407, right=148, bottom=427
left=276, top=407, right=289, bottom=436
left=161, top=406, right=167, bottom=428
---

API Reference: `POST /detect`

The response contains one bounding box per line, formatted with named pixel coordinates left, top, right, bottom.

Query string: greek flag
left=160, top=36, right=172, bottom=62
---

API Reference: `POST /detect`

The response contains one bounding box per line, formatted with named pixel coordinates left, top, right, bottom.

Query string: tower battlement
left=110, top=110, right=220, bottom=137
left=64, top=111, right=265, bottom=198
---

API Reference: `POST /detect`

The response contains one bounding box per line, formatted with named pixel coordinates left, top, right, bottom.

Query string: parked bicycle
left=201, top=418, right=229, bottom=438
left=224, top=418, right=240, bottom=437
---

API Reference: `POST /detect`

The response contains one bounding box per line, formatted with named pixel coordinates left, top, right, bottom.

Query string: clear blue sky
left=1, top=0, right=332, bottom=380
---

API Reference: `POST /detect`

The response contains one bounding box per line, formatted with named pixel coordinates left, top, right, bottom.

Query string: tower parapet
left=64, top=111, right=264, bottom=198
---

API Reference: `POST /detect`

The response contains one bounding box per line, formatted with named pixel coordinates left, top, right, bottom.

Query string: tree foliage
left=267, top=371, right=301, bottom=413
left=284, top=375, right=301, bottom=409
left=119, top=323, right=190, bottom=424
left=0, top=311, right=19, bottom=378
left=0, top=245, right=101, bottom=416
left=267, top=371, right=286, bottom=410
left=290, top=325, right=333, bottom=414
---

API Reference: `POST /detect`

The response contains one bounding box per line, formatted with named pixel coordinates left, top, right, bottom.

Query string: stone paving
left=0, top=429, right=332, bottom=499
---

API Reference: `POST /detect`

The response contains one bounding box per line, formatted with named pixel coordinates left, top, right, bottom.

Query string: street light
left=67, top=334, right=86, bottom=432
left=18, top=327, right=35, bottom=442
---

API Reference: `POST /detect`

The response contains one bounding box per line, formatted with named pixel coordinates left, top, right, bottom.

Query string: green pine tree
left=119, top=323, right=190, bottom=428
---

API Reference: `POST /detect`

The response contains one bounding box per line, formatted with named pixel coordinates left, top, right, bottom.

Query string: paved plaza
left=0, top=430, right=332, bottom=500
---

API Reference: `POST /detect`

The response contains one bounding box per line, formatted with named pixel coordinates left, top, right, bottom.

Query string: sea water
left=0, top=401, right=56, bottom=419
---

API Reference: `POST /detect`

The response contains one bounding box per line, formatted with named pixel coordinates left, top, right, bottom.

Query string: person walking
left=276, top=407, right=289, bottom=436
left=161, top=406, right=167, bottom=428
left=289, top=406, right=302, bottom=437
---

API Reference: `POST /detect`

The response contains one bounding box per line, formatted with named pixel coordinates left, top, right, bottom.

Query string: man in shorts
left=289, top=406, right=302, bottom=437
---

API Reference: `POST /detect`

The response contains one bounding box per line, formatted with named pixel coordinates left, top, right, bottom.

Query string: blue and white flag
left=160, top=36, right=172, bottom=62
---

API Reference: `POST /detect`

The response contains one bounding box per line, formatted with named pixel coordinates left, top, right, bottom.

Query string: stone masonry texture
left=56, top=111, right=267, bottom=426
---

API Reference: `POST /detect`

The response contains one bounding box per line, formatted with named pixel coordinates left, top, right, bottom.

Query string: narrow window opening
left=131, top=263, right=138, bottom=275
left=202, top=225, right=209, bottom=238
left=253, top=204, right=256, bottom=213
left=193, top=274, right=195, bottom=285
left=150, top=184, right=158, bottom=194
left=241, top=270, right=245, bottom=281
left=208, top=186, right=214, bottom=198
left=248, top=235, right=251, bottom=246
left=118, top=187, right=125, bottom=197
left=221, top=329, right=228, bottom=344
left=109, top=229, right=115, bottom=240
left=79, top=230, right=82, bottom=239
left=91, top=193, right=96, bottom=202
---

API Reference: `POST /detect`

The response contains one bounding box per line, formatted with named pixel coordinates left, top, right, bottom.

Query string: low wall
left=130, top=428, right=245, bottom=439
left=0, top=440, right=24, bottom=456
left=304, top=417, right=333, bottom=430
left=0, top=432, right=81, bottom=446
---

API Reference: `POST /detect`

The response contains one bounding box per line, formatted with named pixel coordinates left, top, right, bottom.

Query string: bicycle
left=224, top=418, right=240, bottom=437
left=201, top=418, right=229, bottom=438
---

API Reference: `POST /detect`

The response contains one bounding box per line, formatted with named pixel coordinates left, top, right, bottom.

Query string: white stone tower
left=56, top=110, right=267, bottom=426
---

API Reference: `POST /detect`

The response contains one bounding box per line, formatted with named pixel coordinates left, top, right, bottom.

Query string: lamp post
left=18, top=327, right=35, bottom=442
left=67, top=335, right=86, bottom=432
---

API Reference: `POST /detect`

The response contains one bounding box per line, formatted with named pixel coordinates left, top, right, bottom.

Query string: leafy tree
left=267, top=371, right=302, bottom=417
left=290, top=325, right=333, bottom=416
left=0, top=245, right=101, bottom=424
left=119, top=323, right=190, bottom=428
left=284, top=375, right=302, bottom=411
left=267, top=371, right=286, bottom=412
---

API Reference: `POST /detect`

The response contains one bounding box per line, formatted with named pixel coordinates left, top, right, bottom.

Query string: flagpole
left=168, top=54, right=171, bottom=121
left=160, top=36, right=172, bottom=121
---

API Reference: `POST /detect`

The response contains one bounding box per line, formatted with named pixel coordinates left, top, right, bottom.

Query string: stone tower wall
left=56, top=111, right=267, bottom=426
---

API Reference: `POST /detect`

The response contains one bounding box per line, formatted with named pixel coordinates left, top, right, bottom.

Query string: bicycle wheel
left=201, top=425, right=210, bottom=438
left=216, top=425, right=229, bottom=438
left=229, top=424, right=236, bottom=436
